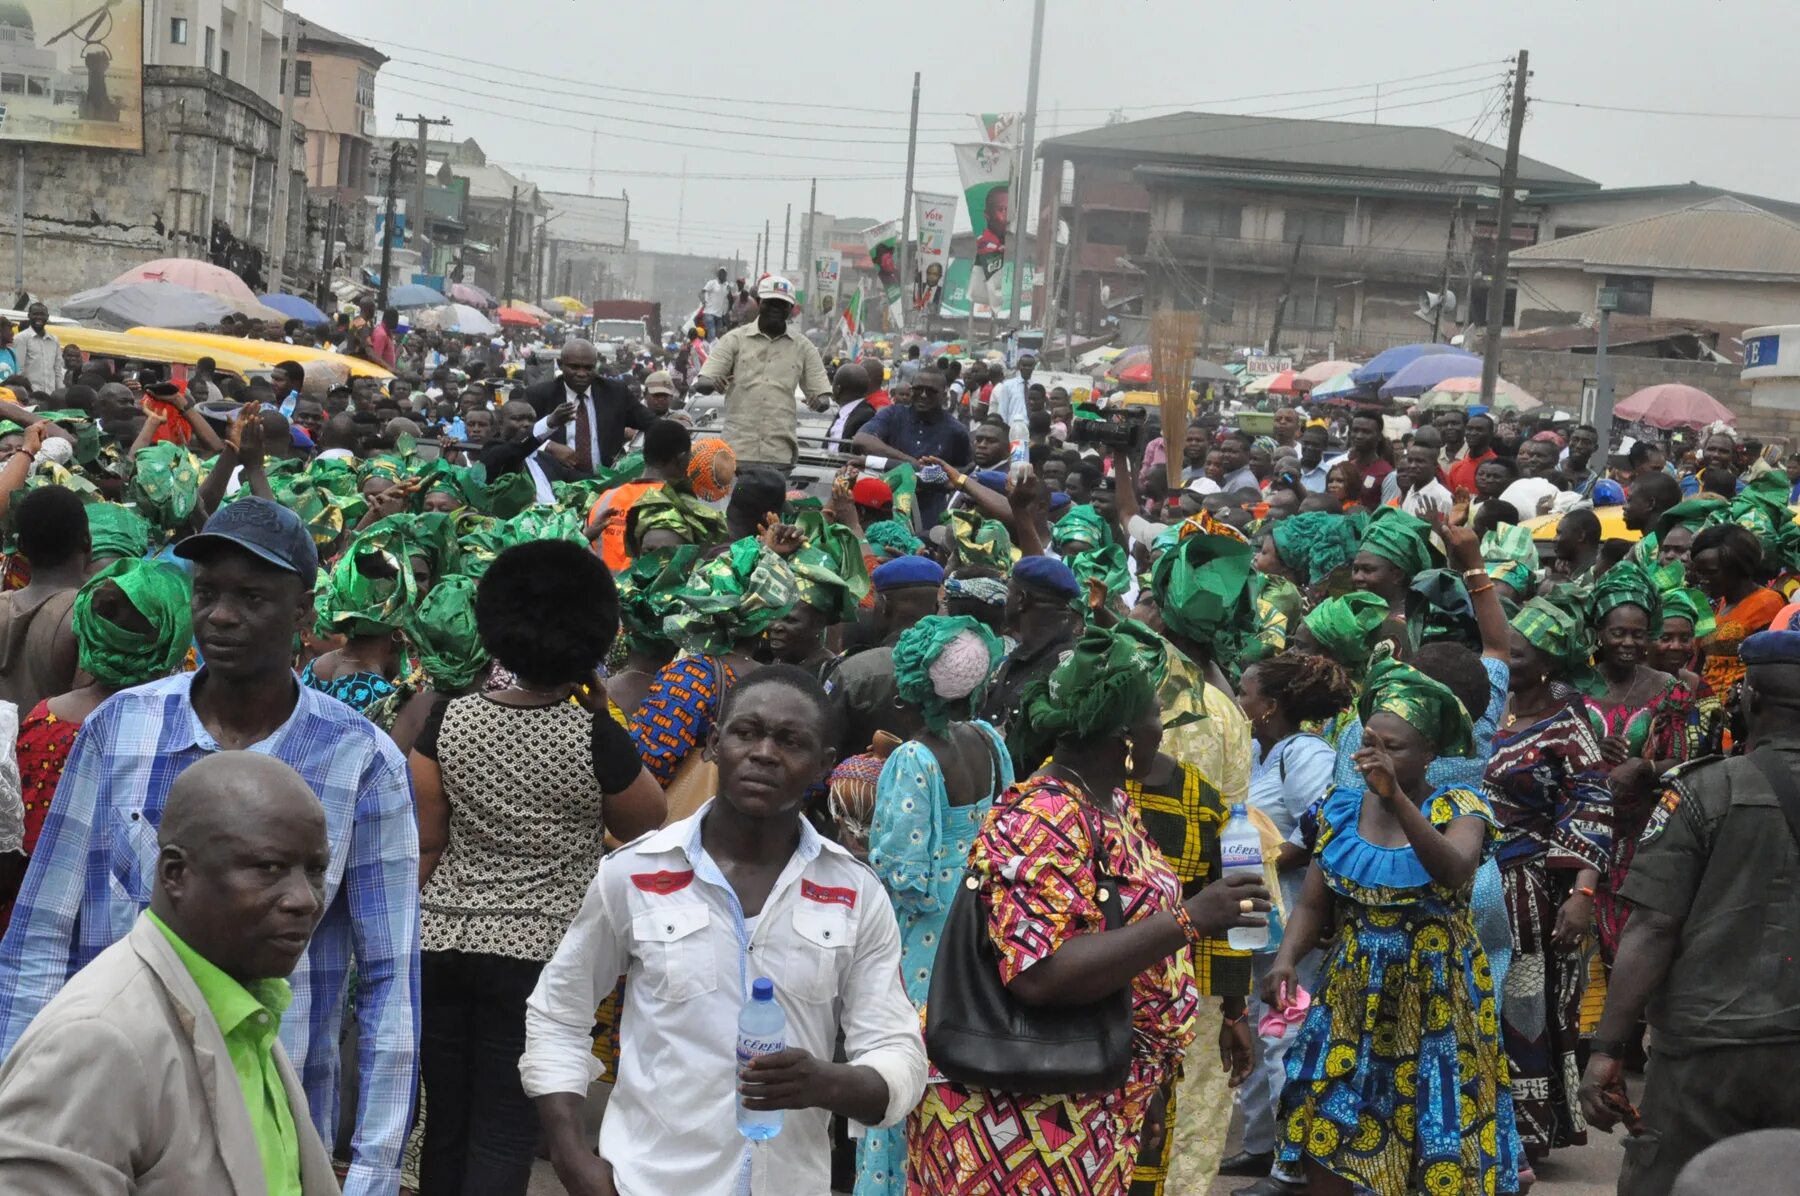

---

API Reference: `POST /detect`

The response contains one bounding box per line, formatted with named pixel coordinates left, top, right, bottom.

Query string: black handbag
left=923, top=805, right=1134, bottom=1095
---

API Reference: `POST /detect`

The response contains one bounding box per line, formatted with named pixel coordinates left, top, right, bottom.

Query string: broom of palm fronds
left=1151, top=310, right=1204, bottom=494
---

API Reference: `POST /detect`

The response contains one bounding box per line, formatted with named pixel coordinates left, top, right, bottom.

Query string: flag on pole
left=954, top=142, right=1015, bottom=310
left=912, top=192, right=956, bottom=313
left=840, top=289, right=863, bottom=360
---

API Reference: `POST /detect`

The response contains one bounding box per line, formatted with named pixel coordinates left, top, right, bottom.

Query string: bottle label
left=1220, top=840, right=1262, bottom=872
left=736, top=1034, right=785, bottom=1068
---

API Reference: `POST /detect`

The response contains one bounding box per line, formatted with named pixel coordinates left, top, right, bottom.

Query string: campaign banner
left=810, top=249, right=842, bottom=326
left=0, top=1, right=144, bottom=151
left=977, top=112, right=1022, bottom=145
left=939, top=258, right=1037, bottom=321
left=954, top=142, right=1015, bottom=311
left=862, top=219, right=904, bottom=330
left=839, top=287, right=863, bottom=360
left=912, top=191, right=955, bottom=313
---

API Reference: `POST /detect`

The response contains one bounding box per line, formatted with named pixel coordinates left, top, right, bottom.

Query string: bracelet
left=1464, top=580, right=1495, bottom=597
left=1576, top=885, right=1596, bottom=898
left=1168, top=901, right=1207, bottom=949
left=1461, top=566, right=1490, bottom=583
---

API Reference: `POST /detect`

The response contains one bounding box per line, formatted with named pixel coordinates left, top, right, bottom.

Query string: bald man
left=1672, top=1130, right=1800, bottom=1196
left=519, top=337, right=654, bottom=472
left=0, top=753, right=341, bottom=1195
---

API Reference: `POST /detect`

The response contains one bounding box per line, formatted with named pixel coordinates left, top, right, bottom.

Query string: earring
left=1124, top=743, right=1136, bottom=775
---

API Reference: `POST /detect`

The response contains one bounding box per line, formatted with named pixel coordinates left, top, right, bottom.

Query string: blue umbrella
left=1351, top=342, right=1470, bottom=387
left=259, top=292, right=329, bottom=324
left=389, top=282, right=449, bottom=309
left=1379, top=351, right=1484, bottom=399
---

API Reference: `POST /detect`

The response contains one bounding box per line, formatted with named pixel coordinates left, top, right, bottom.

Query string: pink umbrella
left=1295, top=359, right=1359, bottom=386
left=448, top=282, right=493, bottom=308
left=1614, top=384, right=1736, bottom=430
left=111, top=258, right=258, bottom=305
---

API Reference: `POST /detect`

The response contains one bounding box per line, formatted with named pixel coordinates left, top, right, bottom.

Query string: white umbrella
left=413, top=303, right=499, bottom=336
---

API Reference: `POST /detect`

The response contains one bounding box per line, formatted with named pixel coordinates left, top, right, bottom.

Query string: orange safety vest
left=588, top=480, right=665, bottom=572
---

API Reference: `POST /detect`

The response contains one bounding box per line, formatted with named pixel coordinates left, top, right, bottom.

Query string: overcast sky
left=300, top=0, right=1797, bottom=267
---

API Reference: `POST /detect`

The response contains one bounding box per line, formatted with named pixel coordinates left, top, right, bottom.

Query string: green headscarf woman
left=86, top=503, right=151, bottom=566
left=1148, top=521, right=1255, bottom=675
left=1584, top=560, right=1678, bottom=750
left=1352, top=506, right=1438, bottom=607
left=304, top=530, right=419, bottom=714
left=370, top=573, right=494, bottom=746
left=1296, top=592, right=1395, bottom=679
left=1481, top=523, right=1539, bottom=603
left=1262, top=510, right=1364, bottom=588
left=127, top=443, right=204, bottom=539
left=611, top=545, right=700, bottom=714
left=892, top=614, right=1003, bottom=734
left=71, top=559, right=193, bottom=689
left=627, top=485, right=728, bottom=554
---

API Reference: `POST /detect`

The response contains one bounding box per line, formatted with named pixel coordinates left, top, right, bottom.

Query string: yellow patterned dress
left=1278, top=785, right=1520, bottom=1196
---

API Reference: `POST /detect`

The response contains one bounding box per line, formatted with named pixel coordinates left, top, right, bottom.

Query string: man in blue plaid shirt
left=0, top=498, right=419, bottom=1196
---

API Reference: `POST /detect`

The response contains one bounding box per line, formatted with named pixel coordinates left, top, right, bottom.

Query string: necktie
left=575, top=392, right=596, bottom=469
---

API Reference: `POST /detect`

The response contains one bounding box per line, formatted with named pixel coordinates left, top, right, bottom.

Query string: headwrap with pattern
left=1357, top=505, right=1438, bottom=575
left=402, top=574, right=490, bottom=691
left=1481, top=523, right=1540, bottom=594
left=688, top=438, right=737, bottom=501
left=1012, top=622, right=1160, bottom=766
left=1726, top=470, right=1800, bottom=572
left=662, top=536, right=799, bottom=654
left=1359, top=653, right=1474, bottom=756
left=1150, top=520, right=1254, bottom=648
left=1051, top=504, right=1108, bottom=554
left=1067, top=542, right=1131, bottom=602
left=1511, top=595, right=1594, bottom=679
left=86, top=502, right=151, bottom=563
left=71, top=558, right=194, bottom=689
left=892, top=614, right=1004, bottom=733
left=1590, top=559, right=1662, bottom=635
left=1302, top=592, right=1393, bottom=678
left=945, top=574, right=1008, bottom=608
left=1269, top=510, right=1364, bottom=586
left=1653, top=561, right=1716, bottom=640
left=788, top=512, right=871, bottom=624
left=617, top=545, right=701, bottom=648
left=627, top=484, right=728, bottom=553
left=419, top=459, right=537, bottom=519
left=127, top=443, right=203, bottom=534
left=315, top=526, right=418, bottom=638
left=945, top=508, right=1015, bottom=571
left=864, top=518, right=923, bottom=559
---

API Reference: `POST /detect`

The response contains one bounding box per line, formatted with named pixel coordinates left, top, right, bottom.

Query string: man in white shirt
left=700, top=267, right=732, bottom=340
left=522, top=665, right=926, bottom=1196
left=13, top=303, right=61, bottom=396
left=987, top=353, right=1035, bottom=428
left=1390, top=438, right=1454, bottom=518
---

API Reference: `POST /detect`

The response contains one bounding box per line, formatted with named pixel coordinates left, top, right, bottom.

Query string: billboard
left=810, top=249, right=841, bottom=324
left=0, top=1, right=144, bottom=151
left=912, top=191, right=955, bottom=313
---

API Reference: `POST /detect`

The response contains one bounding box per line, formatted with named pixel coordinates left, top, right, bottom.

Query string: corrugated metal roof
left=295, top=20, right=388, bottom=67
left=1136, top=163, right=1491, bottom=200
left=1504, top=316, right=1751, bottom=364
left=1039, top=110, right=1594, bottom=190
left=1512, top=197, right=1800, bottom=278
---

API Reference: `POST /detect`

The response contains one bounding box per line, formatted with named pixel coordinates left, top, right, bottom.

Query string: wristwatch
left=1589, top=1036, right=1630, bottom=1059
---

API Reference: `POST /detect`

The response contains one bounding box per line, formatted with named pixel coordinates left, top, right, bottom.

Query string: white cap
left=756, top=275, right=798, bottom=306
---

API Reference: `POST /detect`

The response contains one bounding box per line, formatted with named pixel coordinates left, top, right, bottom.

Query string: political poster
left=911, top=191, right=955, bottom=313
left=976, top=112, right=1022, bottom=145
left=811, top=249, right=842, bottom=326
left=940, top=258, right=1037, bottom=321
left=861, top=218, right=903, bottom=330
left=0, top=1, right=144, bottom=151
left=953, top=142, right=1015, bottom=311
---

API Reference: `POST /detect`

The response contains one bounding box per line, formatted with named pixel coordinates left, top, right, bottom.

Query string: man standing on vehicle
left=701, top=267, right=732, bottom=341
left=521, top=338, right=655, bottom=472
left=694, top=275, right=831, bottom=476
left=987, top=353, right=1034, bottom=429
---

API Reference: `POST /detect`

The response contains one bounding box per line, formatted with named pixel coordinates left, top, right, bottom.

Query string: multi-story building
left=1033, top=111, right=1595, bottom=354
left=146, top=0, right=285, bottom=107
left=292, top=20, right=384, bottom=210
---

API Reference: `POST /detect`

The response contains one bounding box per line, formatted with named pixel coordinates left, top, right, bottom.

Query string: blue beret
left=1048, top=491, right=1073, bottom=516
left=973, top=468, right=1009, bottom=491
left=1742, top=629, right=1800, bottom=663
left=871, top=555, right=945, bottom=591
left=1013, top=554, right=1080, bottom=599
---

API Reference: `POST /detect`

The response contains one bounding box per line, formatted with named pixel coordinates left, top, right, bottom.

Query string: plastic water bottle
left=736, top=977, right=787, bottom=1141
left=1008, top=414, right=1032, bottom=485
left=1220, top=803, right=1270, bottom=951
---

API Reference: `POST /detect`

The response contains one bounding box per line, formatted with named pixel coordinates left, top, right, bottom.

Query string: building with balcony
left=147, top=0, right=285, bottom=106
left=293, top=20, right=385, bottom=214
left=1033, top=111, right=1595, bottom=354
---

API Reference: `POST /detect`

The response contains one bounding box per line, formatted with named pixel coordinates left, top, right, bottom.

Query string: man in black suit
left=480, top=399, right=591, bottom=505
left=519, top=338, right=655, bottom=472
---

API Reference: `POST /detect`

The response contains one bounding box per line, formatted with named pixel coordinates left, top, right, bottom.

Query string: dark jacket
left=520, top=373, right=654, bottom=469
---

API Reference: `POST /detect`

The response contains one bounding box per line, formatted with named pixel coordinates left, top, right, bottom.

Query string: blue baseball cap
left=174, top=496, right=319, bottom=589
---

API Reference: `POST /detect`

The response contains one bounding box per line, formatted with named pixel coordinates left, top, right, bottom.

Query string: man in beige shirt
left=694, top=274, right=831, bottom=471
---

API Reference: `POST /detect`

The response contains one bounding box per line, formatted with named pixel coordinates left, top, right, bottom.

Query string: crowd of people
left=0, top=266, right=1790, bottom=1196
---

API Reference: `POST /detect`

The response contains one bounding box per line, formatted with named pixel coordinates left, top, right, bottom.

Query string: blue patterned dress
left=855, top=721, right=1012, bottom=1196
left=299, top=660, right=398, bottom=714
left=1279, top=785, right=1519, bottom=1196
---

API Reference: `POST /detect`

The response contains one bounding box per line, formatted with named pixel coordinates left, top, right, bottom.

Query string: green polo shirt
left=147, top=912, right=303, bottom=1196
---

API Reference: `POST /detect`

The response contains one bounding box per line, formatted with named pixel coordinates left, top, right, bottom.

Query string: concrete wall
left=1493, top=348, right=1800, bottom=443
left=1516, top=267, right=1800, bottom=329
left=14, top=66, right=307, bottom=302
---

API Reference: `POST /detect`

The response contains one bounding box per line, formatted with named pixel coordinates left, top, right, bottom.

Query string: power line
left=1535, top=97, right=1800, bottom=121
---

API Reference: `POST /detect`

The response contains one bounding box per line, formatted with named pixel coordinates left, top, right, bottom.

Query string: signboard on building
left=1244, top=356, right=1294, bottom=375
left=1747, top=334, right=1781, bottom=369
left=0, top=1, right=144, bottom=152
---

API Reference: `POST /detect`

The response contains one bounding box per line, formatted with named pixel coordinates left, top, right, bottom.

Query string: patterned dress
left=1700, top=586, right=1784, bottom=696
left=907, top=776, right=1200, bottom=1196
left=1278, top=786, right=1518, bottom=1196
left=4, top=702, right=79, bottom=933
left=856, top=723, right=1013, bottom=1196
left=299, top=660, right=399, bottom=714
left=1482, top=701, right=1613, bottom=1155
left=627, top=654, right=737, bottom=784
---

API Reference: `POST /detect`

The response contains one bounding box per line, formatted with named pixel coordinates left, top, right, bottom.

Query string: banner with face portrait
left=954, top=142, right=1014, bottom=311
left=862, top=218, right=903, bottom=331
left=912, top=191, right=955, bottom=314
left=810, top=249, right=842, bottom=327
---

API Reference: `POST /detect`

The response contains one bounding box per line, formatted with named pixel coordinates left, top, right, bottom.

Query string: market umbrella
left=1105, top=346, right=1151, bottom=378
left=1116, top=361, right=1153, bottom=386
left=412, top=303, right=499, bottom=336
left=1351, top=342, right=1469, bottom=387
left=1614, top=383, right=1736, bottom=430
left=1419, top=376, right=1541, bottom=411
left=548, top=295, right=585, bottom=314
left=389, top=282, right=449, bottom=309
left=111, top=257, right=258, bottom=305
left=1310, top=371, right=1360, bottom=400
left=495, top=305, right=543, bottom=328
left=259, top=292, right=330, bottom=325
left=1244, top=368, right=1301, bottom=396
left=1190, top=358, right=1233, bottom=382
left=448, top=282, right=493, bottom=308
left=1379, top=351, right=1484, bottom=399
left=62, top=281, right=240, bottom=330
left=504, top=300, right=553, bottom=321
left=1296, top=359, right=1360, bottom=386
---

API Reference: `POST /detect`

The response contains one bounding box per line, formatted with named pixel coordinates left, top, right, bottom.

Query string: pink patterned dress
left=906, top=775, right=1200, bottom=1195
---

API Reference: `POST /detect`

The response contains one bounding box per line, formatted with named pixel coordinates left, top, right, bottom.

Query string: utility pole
left=1007, top=0, right=1046, bottom=326
left=502, top=184, right=519, bottom=303
left=753, top=232, right=761, bottom=278
left=1479, top=50, right=1529, bottom=409
left=268, top=13, right=298, bottom=294
left=1431, top=198, right=1461, bottom=343
left=676, top=156, right=686, bottom=248
left=1267, top=235, right=1304, bottom=354
left=377, top=146, right=403, bottom=310
left=398, top=112, right=452, bottom=278
left=798, top=176, right=817, bottom=329
left=1594, top=284, right=1620, bottom=453
left=317, top=197, right=337, bottom=309
left=1200, top=238, right=1217, bottom=351
left=763, top=220, right=771, bottom=273
left=782, top=202, right=791, bottom=273
left=897, top=70, right=920, bottom=334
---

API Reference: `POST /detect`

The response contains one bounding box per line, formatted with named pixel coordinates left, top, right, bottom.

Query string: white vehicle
left=589, top=318, right=651, bottom=357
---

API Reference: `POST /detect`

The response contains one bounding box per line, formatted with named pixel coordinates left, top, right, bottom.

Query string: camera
left=1069, top=406, right=1148, bottom=451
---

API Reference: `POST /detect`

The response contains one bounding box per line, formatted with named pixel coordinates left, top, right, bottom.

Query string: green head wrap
left=415, top=459, right=533, bottom=519
left=1359, top=653, right=1474, bottom=756
left=127, top=443, right=203, bottom=534
left=357, top=455, right=411, bottom=487
left=1511, top=595, right=1594, bottom=679
left=1727, top=471, right=1800, bottom=572
left=1067, top=542, right=1131, bottom=604
left=628, top=485, right=727, bottom=553
left=1481, top=523, right=1539, bottom=594
left=268, top=474, right=356, bottom=548
left=864, top=518, right=923, bottom=559
left=509, top=506, right=589, bottom=546
left=1270, top=511, right=1363, bottom=585
left=892, top=614, right=1003, bottom=733
left=945, top=508, right=1014, bottom=572
left=663, top=536, right=799, bottom=654
left=1012, top=623, right=1159, bottom=767
left=1652, top=561, right=1716, bottom=640
left=1051, top=504, right=1108, bottom=554
left=1302, top=592, right=1392, bottom=676
left=1149, top=524, right=1254, bottom=648
left=31, top=410, right=102, bottom=465
left=785, top=513, right=871, bottom=625
left=552, top=454, right=647, bottom=519
left=353, top=512, right=460, bottom=586
left=402, top=574, right=489, bottom=691
left=306, top=456, right=364, bottom=503
left=1590, top=560, right=1661, bottom=635
left=1358, top=506, right=1438, bottom=576
left=86, top=503, right=150, bottom=563
left=618, top=545, right=702, bottom=649
left=70, top=559, right=194, bottom=689
left=315, top=528, right=419, bottom=638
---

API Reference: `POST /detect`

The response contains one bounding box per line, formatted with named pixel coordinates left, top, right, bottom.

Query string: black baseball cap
left=174, top=496, right=319, bottom=589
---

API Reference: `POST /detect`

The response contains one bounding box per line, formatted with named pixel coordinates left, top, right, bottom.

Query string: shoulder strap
left=1747, top=746, right=1800, bottom=850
